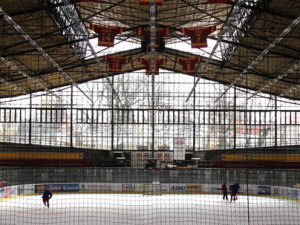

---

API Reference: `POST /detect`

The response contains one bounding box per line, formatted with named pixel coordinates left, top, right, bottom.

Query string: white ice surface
left=0, top=194, right=299, bottom=225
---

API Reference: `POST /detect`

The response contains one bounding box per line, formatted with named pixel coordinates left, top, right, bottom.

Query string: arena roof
left=0, top=0, right=299, bottom=100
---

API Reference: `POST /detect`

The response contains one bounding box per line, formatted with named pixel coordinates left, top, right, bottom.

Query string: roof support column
left=150, top=0, right=156, bottom=157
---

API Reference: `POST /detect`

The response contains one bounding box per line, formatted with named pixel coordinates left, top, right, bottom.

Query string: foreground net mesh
left=0, top=167, right=299, bottom=225
left=0, top=1, right=300, bottom=223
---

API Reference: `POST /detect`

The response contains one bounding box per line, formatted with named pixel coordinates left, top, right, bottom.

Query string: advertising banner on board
left=17, top=185, right=24, bottom=195
left=257, top=185, right=271, bottom=195
left=10, top=186, right=17, bottom=197
left=24, top=184, right=35, bottom=195
left=169, top=184, right=186, bottom=193
left=0, top=188, right=4, bottom=198
left=285, top=188, right=298, bottom=200
left=186, top=184, right=203, bottom=193
left=35, top=185, right=47, bottom=193
left=273, top=186, right=284, bottom=196
left=48, top=184, right=62, bottom=192
left=80, top=183, right=112, bottom=192
left=159, top=184, right=169, bottom=193
left=4, top=187, right=11, bottom=198
left=62, top=184, right=79, bottom=192
left=121, top=183, right=136, bottom=192
left=297, top=190, right=300, bottom=200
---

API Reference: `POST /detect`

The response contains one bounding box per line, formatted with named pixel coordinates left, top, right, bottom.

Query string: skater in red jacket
left=222, top=181, right=228, bottom=200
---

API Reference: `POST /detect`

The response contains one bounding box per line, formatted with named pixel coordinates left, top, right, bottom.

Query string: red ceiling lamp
left=180, top=26, right=216, bottom=48
left=176, top=56, right=202, bottom=74
left=90, top=24, right=125, bottom=47
left=104, top=56, right=130, bottom=73
left=81, top=0, right=102, bottom=2
left=207, top=0, right=232, bottom=3
left=137, top=27, right=171, bottom=38
left=139, top=58, right=167, bottom=75
left=137, top=27, right=170, bottom=52
left=138, top=0, right=163, bottom=6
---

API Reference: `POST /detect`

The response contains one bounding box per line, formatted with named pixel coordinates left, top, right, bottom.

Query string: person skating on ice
left=42, top=187, right=52, bottom=208
left=222, top=181, right=228, bottom=200
left=229, top=180, right=240, bottom=202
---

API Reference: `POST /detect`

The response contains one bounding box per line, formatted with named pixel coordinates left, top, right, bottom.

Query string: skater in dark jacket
left=229, top=181, right=240, bottom=202
left=222, top=181, right=228, bottom=200
left=42, top=187, right=52, bottom=208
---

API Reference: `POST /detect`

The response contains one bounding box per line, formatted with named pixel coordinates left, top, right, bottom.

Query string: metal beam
left=278, top=62, right=300, bottom=98
left=62, top=0, right=123, bottom=104
left=0, top=7, right=92, bottom=102
left=0, top=56, right=59, bottom=98
left=2, top=0, right=82, bottom=18
left=241, top=2, right=296, bottom=21
left=209, top=36, right=300, bottom=60
left=215, top=15, right=300, bottom=102
left=247, top=61, right=300, bottom=100
left=1, top=37, right=89, bottom=58
left=185, top=0, right=245, bottom=102
left=0, top=78, right=27, bottom=96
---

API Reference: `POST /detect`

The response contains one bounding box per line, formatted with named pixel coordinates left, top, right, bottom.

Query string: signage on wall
left=133, top=152, right=173, bottom=161
left=173, top=138, right=185, bottom=160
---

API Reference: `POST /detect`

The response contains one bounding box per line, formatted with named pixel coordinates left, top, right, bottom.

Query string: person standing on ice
left=222, top=181, right=228, bottom=200
left=42, top=187, right=52, bottom=208
left=229, top=180, right=240, bottom=202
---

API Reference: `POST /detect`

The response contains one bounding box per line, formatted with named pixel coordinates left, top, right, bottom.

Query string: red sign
left=180, top=26, right=216, bottom=48
left=136, top=153, right=143, bottom=161
left=139, top=58, right=167, bottom=75
left=90, top=25, right=125, bottom=47
left=82, top=0, right=102, bottom=2
left=139, top=0, right=163, bottom=6
left=4, top=187, right=11, bottom=198
left=137, top=27, right=170, bottom=51
left=176, top=56, right=202, bottom=74
left=104, top=55, right=130, bottom=72
left=207, top=0, right=232, bottom=3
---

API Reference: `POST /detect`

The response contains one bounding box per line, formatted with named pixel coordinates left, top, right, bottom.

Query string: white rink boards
left=0, top=193, right=299, bottom=225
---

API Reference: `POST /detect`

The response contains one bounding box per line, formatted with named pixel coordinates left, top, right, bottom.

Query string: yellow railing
left=0, top=152, right=83, bottom=160
left=222, top=154, right=300, bottom=162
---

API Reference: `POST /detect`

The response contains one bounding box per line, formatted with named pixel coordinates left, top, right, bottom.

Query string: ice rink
left=0, top=193, right=299, bottom=225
